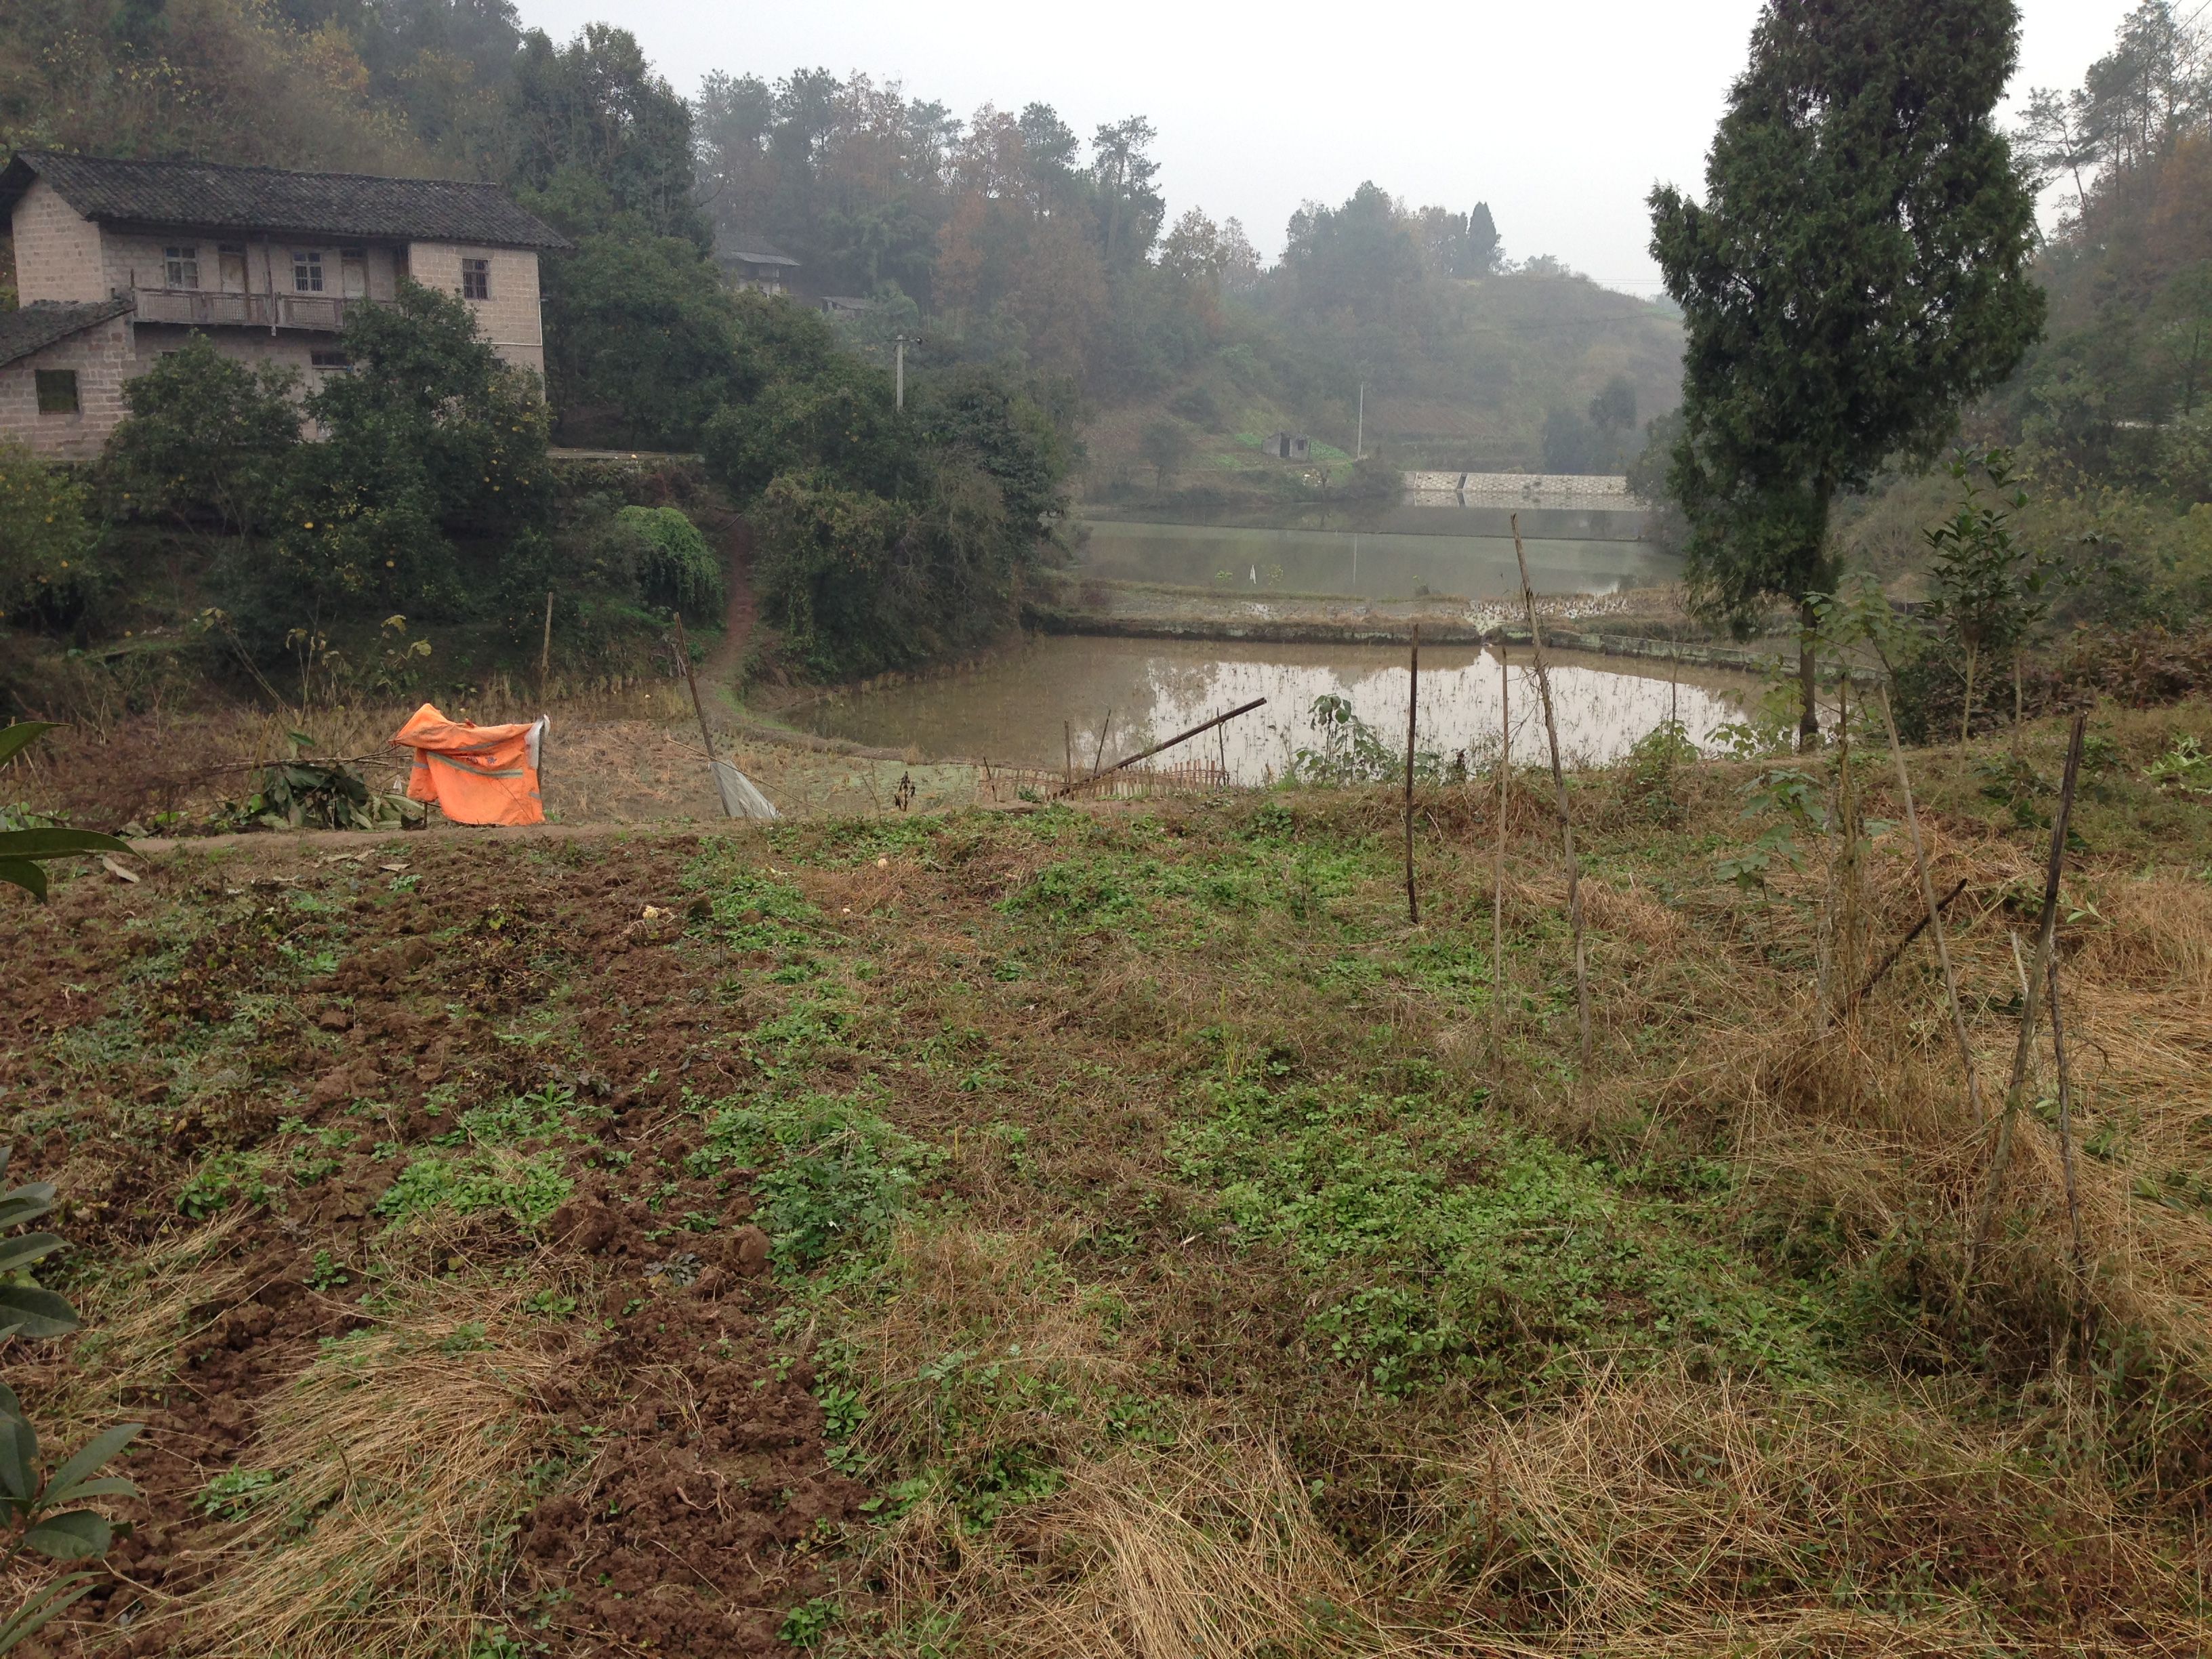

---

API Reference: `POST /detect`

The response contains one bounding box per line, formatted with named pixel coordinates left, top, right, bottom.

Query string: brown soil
left=2, top=832, right=859, bottom=1656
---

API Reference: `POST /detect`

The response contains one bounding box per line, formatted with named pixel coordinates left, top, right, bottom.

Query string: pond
left=1075, top=519, right=1681, bottom=602
left=792, top=636, right=1750, bottom=784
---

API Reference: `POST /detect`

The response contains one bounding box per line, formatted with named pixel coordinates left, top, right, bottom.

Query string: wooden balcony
left=133, top=287, right=356, bottom=333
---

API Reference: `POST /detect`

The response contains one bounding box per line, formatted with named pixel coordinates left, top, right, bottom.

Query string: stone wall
left=10, top=181, right=107, bottom=304
left=0, top=312, right=136, bottom=457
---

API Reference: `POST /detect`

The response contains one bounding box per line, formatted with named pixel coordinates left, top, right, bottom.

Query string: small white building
left=0, top=150, right=569, bottom=458
left=1260, top=431, right=1309, bottom=461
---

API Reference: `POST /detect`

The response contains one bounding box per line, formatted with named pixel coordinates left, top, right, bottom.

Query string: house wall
left=0, top=312, right=136, bottom=458
left=10, top=181, right=108, bottom=304
left=131, top=322, right=331, bottom=380
left=408, top=240, right=545, bottom=373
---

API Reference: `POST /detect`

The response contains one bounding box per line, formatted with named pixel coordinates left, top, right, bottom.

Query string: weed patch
left=1172, top=1075, right=1823, bottom=1395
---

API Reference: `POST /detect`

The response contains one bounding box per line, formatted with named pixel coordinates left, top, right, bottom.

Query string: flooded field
left=792, top=636, right=1750, bottom=783
left=1075, top=519, right=1681, bottom=602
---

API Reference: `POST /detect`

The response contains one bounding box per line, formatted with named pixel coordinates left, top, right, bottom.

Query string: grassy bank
left=4, top=700, right=2210, bottom=1654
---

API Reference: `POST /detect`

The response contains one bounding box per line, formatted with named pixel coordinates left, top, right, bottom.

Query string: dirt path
left=701, top=508, right=756, bottom=688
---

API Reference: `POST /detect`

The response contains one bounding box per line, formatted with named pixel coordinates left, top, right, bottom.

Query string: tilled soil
left=3, top=830, right=863, bottom=1656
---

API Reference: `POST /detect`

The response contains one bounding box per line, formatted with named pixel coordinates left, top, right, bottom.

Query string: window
left=310, top=351, right=351, bottom=373
left=218, top=243, right=247, bottom=293
left=340, top=247, right=367, bottom=300
left=462, top=258, right=490, bottom=301
left=163, top=245, right=199, bottom=289
left=35, top=371, right=79, bottom=415
left=292, top=249, right=325, bottom=293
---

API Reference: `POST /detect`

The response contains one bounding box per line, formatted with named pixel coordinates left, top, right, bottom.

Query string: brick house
left=0, top=150, right=569, bottom=459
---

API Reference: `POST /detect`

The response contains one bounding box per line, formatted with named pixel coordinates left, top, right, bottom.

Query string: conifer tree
left=1650, top=0, right=2045, bottom=744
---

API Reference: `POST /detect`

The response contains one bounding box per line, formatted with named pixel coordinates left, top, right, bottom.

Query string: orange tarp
left=392, top=703, right=547, bottom=826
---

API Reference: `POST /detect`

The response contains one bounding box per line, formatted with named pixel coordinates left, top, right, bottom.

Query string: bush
left=613, top=505, right=722, bottom=618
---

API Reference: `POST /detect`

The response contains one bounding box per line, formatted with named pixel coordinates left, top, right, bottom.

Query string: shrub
left=613, top=505, right=722, bottom=618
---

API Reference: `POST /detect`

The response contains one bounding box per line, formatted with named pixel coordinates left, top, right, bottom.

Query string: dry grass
left=152, top=1270, right=576, bottom=1659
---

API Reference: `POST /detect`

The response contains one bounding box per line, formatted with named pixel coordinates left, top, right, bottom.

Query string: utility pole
left=1355, top=382, right=1365, bottom=459
left=895, top=333, right=908, bottom=412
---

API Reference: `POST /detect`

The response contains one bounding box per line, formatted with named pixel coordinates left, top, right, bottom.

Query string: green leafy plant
left=777, top=1595, right=839, bottom=1646
left=2, top=1145, right=145, bottom=1655
left=1618, top=717, right=1700, bottom=825
left=2146, top=734, right=2212, bottom=796
left=226, top=733, right=422, bottom=832
left=1289, top=694, right=1443, bottom=786
left=1713, top=766, right=1826, bottom=895
left=0, top=725, right=127, bottom=900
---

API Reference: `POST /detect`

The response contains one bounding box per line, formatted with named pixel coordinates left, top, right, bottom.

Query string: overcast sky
left=518, top=0, right=2136, bottom=292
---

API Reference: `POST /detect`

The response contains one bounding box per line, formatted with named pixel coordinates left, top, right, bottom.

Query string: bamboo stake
left=1972, top=712, right=2087, bottom=1254
left=1876, top=682, right=1984, bottom=1124
left=1404, top=622, right=1420, bottom=925
left=2047, top=951, right=2085, bottom=1271
left=539, top=589, right=554, bottom=688
left=1091, top=710, right=1113, bottom=777
left=1512, top=514, right=1589, bottom=1074
left=1052, top=699, right=1267, bottom=798
left=1064, top=720, right=1074, bottom=787
left=1492, top=638, right=1511, bottom=1063
left=672, top=613, right=731, bottom=819
left=1847, top=877, right=1967, bottom=1010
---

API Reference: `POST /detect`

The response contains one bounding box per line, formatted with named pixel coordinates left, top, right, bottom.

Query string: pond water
left=794, top=636, right=1748, bottom=783
left=1076, top=519, right=1681, bottom=602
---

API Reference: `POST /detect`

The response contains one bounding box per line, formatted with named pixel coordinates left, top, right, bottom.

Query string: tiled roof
left=0, top=152, right=571, bottom=250
left=0, top=297, right=134, bottom=368
left=715, top=230, right=799, bottom=266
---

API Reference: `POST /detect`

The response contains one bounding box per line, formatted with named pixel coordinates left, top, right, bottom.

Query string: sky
left=518, top=0, right=2141, bottom=293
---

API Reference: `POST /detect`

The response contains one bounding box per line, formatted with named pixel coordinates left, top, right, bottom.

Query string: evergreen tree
left=1650, top=0, right=2045, bottom=743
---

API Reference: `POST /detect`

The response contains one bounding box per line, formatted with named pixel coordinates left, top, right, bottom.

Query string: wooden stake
left=1404, top=622, right=1420, bottom=925
left=1876, top=682, right=1984, bottom=1125
left=1064, top=720, right=1074, bottom=787
left=1512, top=514, right=1589, bottom=1074
left=1492, top=637, right=1511, bottom=1063
left=1973, top=711, right=2087, bottom=1252
left=539, top=589, right=554, bottom=689
left=1092, top=710, right=1113, bottom=777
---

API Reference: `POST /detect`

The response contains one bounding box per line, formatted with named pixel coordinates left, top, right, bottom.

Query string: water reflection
left=1077, top=520, right=1681, bottom=602
left=795, top=637, right=1748, bottom=783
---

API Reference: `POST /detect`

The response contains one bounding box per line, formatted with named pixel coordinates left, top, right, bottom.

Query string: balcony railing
left=133, top=287, right=356, bottom=332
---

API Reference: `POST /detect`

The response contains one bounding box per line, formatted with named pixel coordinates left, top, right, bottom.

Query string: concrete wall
left=0, top=311, right=136, bottom=458
left=408, top=240, right=545, bottom=373
left=10, top=181, right=108, bottom=304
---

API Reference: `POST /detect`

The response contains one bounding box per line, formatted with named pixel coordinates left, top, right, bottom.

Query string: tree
left=506, top=23, right=705, bottom=246
left=1467, top=201, right=1502, bottom=273
left=102, top=336, right=301, bottom=540
left=1542, top=407, right=1599, bottom=474
left=1140, top=419, right=1191, bottom=488
left=1923, top=449, right=2054, bottom=750
left=1090, top=116, right=1164, bottom=269
left=0, top=445, right=97, bottom=627
left=264, top=280, right=552, bottom=628
left=1650, top=0, right=2045, bottom=745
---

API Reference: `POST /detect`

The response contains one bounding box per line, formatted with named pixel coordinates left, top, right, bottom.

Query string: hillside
left=5, top=699, right=2211, bottom=1654
left=1080, top=266, right=1684, bottom=516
